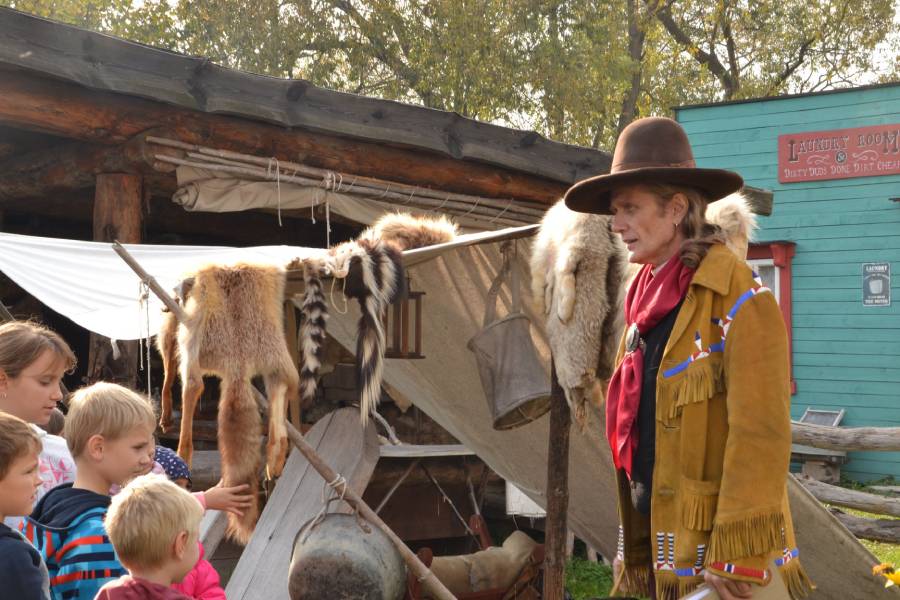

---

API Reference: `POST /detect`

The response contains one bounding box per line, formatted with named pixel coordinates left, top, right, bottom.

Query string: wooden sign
left=778, top=124, right=900, bottom=183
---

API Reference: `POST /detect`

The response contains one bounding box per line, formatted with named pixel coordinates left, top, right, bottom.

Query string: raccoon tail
left=299, top=261, right=328, bottom=406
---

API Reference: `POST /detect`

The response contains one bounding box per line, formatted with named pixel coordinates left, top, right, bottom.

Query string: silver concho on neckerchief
left=625, top=323, right=643, bottom=353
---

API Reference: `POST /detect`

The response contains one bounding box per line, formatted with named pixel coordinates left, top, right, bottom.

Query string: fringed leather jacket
left=611, top=244, right=813, bottom=600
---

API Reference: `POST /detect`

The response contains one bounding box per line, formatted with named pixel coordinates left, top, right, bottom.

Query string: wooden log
left=0, top=133, right=178, bottom=200
left=543, top=364, right=570, bottom=600
left=0, top=69, right=565, bottom=205
left=792, top=421, right=900, bottom=452
left=87, top=174, right=142, bottom=388
left=829, top=508, right=900, bottom=544
left=798, top=475, right=900, bottom=517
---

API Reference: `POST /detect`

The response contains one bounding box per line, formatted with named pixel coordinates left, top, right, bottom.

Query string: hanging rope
left=329, top=276, right=349, bottom=315
left=266, top=157, right=283, bottom=227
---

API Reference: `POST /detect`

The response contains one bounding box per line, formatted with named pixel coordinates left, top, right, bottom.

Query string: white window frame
left=747, top=258, right=781, bottom=304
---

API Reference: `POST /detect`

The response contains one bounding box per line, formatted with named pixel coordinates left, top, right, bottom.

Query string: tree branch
left=654, top=5, right=738, bottom=97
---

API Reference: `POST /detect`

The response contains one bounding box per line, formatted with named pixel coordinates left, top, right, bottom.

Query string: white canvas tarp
left=0, top=226, right=536, bottom=341
left=173, top=166, right=500, bottom=232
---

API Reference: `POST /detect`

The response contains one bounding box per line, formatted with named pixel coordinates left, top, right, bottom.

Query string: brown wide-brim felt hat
left=564, top=117, right=744, bottom=215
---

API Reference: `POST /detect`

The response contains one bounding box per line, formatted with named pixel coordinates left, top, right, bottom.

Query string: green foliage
left=565, top=557, right=615, bottom=599
left=2, top=0, right=897, bottom=151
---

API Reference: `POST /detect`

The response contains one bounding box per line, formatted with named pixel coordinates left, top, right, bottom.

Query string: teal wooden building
left=676, top=83, right=900, bottom=483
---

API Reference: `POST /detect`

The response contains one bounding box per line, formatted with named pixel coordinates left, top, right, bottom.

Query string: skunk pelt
left=342, top=239, right=406, bottom=423
left=299, top=260, right=328, bottom=406
left=358, top=212, right=458, bottom=250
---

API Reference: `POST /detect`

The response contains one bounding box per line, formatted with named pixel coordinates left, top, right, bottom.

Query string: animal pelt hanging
left=530, top=192, right=758, bottom=427
left=529, top=200, right=628, bottom=427
left=357, top=212, right=458, bottom=250
left=299, top=213, right=443, bottom=421
left=156, top=262, right=300, bottom=544
left=341, top=239, right=406, bottom=424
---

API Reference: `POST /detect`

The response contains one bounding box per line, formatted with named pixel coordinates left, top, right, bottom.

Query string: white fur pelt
left=530, top=201, right=628, bottom=427
left=530, top=192, right=757, bottom=427
left=705, top=192, right=757, bottom=260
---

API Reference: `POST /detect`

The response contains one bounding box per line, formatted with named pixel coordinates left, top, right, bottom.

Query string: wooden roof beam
left=0, top=133, right=177, bottom=200
left=0, top=69, right=567, bottom=205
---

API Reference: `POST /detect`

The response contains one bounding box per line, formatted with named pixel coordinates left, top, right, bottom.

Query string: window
left=747, top=242, right=796, bottom=394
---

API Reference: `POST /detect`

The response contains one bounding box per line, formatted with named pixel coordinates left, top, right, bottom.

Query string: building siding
left=676, top=85, right=900, bottom=482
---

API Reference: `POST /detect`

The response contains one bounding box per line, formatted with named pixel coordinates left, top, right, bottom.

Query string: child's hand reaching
left=202, top=481, right=254, bottom=516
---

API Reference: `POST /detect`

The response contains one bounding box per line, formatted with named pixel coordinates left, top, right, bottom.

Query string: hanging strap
left=483, top=241, right=521, bottom=327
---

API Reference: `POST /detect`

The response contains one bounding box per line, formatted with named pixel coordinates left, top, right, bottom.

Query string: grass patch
left=830, top=477, right=900, bottom=566
left=565, top=557, right=614, bottom=599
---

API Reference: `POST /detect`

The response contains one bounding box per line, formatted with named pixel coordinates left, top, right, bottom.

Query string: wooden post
left=87, top=174, right=142, bottom=388
left=543, top=362, right=571, bottom=600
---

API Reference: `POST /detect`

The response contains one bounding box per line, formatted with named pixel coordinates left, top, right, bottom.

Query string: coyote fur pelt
left=157, top=263, right=300, bottom=544
left=530, top=192, right=756, bottom=426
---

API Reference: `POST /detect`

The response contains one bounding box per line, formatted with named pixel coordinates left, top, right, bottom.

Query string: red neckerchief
left=606, top=257, right=694, bottom=478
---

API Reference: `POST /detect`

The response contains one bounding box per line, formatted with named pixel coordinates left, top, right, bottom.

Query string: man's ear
left=85, top=434, right=105, bottom=461
left=0, top=369, right=9, bottom=394
left=173, top=530, right=190, bottom=558
left=670, top=193, right=689, bottom=223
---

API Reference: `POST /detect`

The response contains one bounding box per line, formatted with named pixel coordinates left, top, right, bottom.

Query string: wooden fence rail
left=791, top=422, right=900, bottom=452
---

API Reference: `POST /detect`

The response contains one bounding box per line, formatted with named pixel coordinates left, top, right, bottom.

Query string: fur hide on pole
left=530, top=192, right=757, bottom=427
left=157, top=263, right=300, bottom=544
left=529, top=201, right=628, bottom=428
left=341, top=240, right=406, bottom=425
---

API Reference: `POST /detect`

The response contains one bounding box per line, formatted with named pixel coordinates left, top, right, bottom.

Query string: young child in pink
left=154, top=446, right=251, bottom=600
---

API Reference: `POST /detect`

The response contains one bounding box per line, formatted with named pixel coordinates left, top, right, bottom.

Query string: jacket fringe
left=678, top=576, right=704, bottom=599
left=654, top=572, right=680, bottom=600
left=708, top=509, right=786, bottom=562
left=683, top=490, right=718, bottom=531
left=780, top=559, right=815, bottom=599
left=610, top=564, right=651, bottom=597
left=660, top=358, right=724, bottom=423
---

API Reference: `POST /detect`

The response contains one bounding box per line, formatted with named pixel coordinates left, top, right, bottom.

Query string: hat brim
left=563, top=167, right=744, bottom=215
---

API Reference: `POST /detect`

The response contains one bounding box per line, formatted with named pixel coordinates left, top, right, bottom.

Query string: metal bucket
left=288, top=513, right=406, bottom=600
left=467, top=244, right=551, bottom=430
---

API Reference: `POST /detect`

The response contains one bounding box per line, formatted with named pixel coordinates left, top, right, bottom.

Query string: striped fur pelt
left=342, top=239, right=406, bottom=423
left=299, top=260, right=328, bottom=405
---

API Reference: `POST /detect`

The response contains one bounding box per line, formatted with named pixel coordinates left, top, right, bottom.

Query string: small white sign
left=863, top=263, right=891, bottom=307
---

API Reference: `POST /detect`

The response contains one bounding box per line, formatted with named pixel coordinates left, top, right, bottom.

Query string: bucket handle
left=484, top=242, right=521, bottom=327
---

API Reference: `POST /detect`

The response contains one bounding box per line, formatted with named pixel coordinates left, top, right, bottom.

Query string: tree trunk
left=86, top=174, right=142, bottom=389
left=792, top=421, right=900, bottom=452
left=798, top=475, right=900, bottom=518
left=617, top=0, right=646, bottom=134
left=829, top=508, right=900, bottom=544
left=543, top=363, right=571, bottom=600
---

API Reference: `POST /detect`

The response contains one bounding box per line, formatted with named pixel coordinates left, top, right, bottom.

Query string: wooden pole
left=792, top=421, right=900, bottom=452
left=110, top=243, right=457, bottom=600
left=829, top=508, right=900, bottom=544
left=543, top=362, right=571, bottom=600
left=798, top=475, right=900, bottom=517
left=87, top=174, right=142, bottom=388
